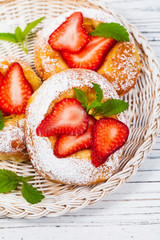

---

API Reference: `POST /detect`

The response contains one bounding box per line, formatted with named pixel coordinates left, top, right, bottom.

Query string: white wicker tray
left=0, top=0, right=159, bottom=219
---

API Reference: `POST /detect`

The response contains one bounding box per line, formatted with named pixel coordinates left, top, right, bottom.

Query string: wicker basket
left=0, top=0, right=159, bottom=219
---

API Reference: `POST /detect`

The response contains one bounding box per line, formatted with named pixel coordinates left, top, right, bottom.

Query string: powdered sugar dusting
left=25, top=69, right=126, bottom=185
left=0, top=118, right=26, bottom=153
left=98, top=42, right=141, bottom=94
left=0, top=57, right=28, bottom=70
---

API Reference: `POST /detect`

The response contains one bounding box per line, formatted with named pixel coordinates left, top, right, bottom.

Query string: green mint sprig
left=74, top=83, right=129, bottom=117
left=92, top=99, right=129, bottom=117
left=91, top=82, right=103, bottom=102
left=0, top=169, right=45, bottom=204
left=90, top=22, right=130, bottom=42
left=74, top=88, right=88, bottom=109
left=0, top=111, right=4, bottom=131
left=0, top=17, right=45, bottom=53
left=86, top=83, right=103, bottom=112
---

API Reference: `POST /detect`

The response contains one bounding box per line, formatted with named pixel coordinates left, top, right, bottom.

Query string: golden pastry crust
left=0, top=57, right=42, bottom=162
left=25, top=69, right=127, bottom=185
left=97, top=42, right=141, bottom=95
left=0, top=115, right=29, bottom=162
left=34, top=35, right=69, bottom=81
left=34, top=9, right=141, bottom=95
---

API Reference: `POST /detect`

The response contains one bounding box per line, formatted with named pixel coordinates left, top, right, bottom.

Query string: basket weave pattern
left=0, top=0, right=160, bottom=218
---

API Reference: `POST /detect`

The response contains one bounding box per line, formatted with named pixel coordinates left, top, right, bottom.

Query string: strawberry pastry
left=0, top=57, right=41, bottom=162
left=25, top=69, right=129, bottom=185
left=34, top=8, right=140, bottom=95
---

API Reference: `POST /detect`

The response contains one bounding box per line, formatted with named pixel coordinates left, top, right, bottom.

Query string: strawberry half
left=61, top=36, right=116, bottom=70
left=0, top=62, right=33, bottom=114
left=36, top=98, right=88, bottom=137
left=91, top=118, right=129, bottom=167
left=48, top=12, right=89, bottom=53
left=0, top=72, right=4, bottom=85
left=0, top=72, right=7, bottom=116
left=54, top=115, right=96, bottom=158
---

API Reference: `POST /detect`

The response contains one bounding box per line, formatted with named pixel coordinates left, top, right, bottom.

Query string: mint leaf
left=23, top=16, right=45, bottom=37
left=74, top=87, right=129, bottom=117
left=92, top=83, right=103, bottom=102
left=15, top=26, right=24, bottom=42
left=0, top=169, right=20, bottom=193
left=90, top=22, right=130, bottom=42
left=21, top=176, right=34, bottom=182
left=0, top=33, right=17, bottom=43
left=0, top=16, right=45, bottom=53
left=94, top=99, right=129, bottom=117
left=21, top=181, right=45, bottom=204
left=0, top=111, right=4, bottom=130
left=74, top=88, right=88, bottom=110
left=0, top=169, right=45, bottom=204
left=86, top=100, right=101, bottom=112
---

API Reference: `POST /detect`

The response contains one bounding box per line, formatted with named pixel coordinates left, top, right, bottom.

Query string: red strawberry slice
left=0, top=72, right=4, bottom=85
left=61, top=36, right=116, bottom=70
left=0, top=73, right=8, bottom=117
left=0, top=62, right=33, bottom=114
left=0, top=72, right=7, bottom=116
left=54, top=115, right=96, bottom=158
left=36, top=98, right=89, bottom=137
left=48, top=12, right=89, bottom=53
left=91, top=118, right=129, bottom=167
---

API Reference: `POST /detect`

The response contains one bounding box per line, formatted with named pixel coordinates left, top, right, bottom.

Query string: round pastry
left=34, top=9, right=140, bottom=95
left=97, top=41, right=141, bottom=95
left=0, top=57, right=42, bottom=162
left=25, top=69, right=128, bottom=185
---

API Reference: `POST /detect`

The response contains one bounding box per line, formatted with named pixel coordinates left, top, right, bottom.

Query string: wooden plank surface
left=0, top=0, right=160, bottom=239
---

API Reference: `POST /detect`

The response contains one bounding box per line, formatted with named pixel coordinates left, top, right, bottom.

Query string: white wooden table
left=0, top=0, right=160, bottom=239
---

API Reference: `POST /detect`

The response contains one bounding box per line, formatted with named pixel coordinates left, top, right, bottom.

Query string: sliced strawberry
left=91, top=118, right=129, bottom=167
left=36, top=98, right=88, bottom=137
left=0, top=72, right=7, bottom=116
left=61, top=36, right=116, bottom=70
left=0, top=62, right=33, bottom=114
left=0, top=72, right=4, bottom=85
left=48, top=12, right=89, bottom=53
left=54, top=115, right=96, bottom=158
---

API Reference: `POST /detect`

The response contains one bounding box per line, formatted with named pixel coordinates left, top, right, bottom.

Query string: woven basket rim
left=0, top=0, right=160, bottom=219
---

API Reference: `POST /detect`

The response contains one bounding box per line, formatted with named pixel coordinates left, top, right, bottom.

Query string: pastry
left=25, top=69, right=128, bottom=185
left=34, top=9, right=140, bottom=95
left=0, top=57, right=42, bottom=162
left=97, top=41, right=141, bottom=95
